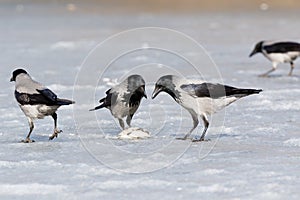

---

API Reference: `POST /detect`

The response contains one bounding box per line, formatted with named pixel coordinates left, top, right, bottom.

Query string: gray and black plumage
left=90, top=74, right=147, bottom=130
left=10, top=69, right=75, bottom=143
left=152, top=75, right=262, bottom=142
left=250, top=41, right=300, bottom=76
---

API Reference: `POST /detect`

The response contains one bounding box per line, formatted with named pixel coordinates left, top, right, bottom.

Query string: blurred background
left=2, top=0, right=300, bottom=83
left=2, top=0, right=300, bottom=12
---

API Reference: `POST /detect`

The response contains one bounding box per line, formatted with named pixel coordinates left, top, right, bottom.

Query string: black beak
left=152, top=86, right=161, bottom=99
left=140, top=86, right=147, bottom=99
left=249, top=49, right=257, bottom=57
left=10, top=77, right=13, bottom=82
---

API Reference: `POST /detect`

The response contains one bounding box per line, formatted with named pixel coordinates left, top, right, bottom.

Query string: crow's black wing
left=36, top=88, right=57, bottom=102
left=264, top=42, right=300, bottom=53
left=15, top=89, right=57, bottom=105
left=181, top=83, right=261, bottom=99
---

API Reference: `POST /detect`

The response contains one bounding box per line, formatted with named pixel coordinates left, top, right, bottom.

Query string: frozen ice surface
left=1, top=1, right=300, bottom=200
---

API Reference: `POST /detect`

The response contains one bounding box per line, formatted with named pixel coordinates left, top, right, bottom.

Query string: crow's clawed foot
left=21, top=138, right=35, bottom=143
left=192, top=138, right=210, bottom=142
left=49, top=129, right=62, bottom=140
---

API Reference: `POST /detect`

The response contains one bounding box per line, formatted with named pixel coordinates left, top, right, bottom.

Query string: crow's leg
left=126, top=114, right=134, bottom=127
left=177, top=110, right=198, bottom=140
left=192, top=114, right=209, bottom=142
left=49, top=113, right=62, bottom=140
left=21, top=117, right=35, bottom=143
left=259, top=62, right=277, bottom=77
left=118, top=118, right=125, bottom=130
left=288, top=61, right=294, bottom=76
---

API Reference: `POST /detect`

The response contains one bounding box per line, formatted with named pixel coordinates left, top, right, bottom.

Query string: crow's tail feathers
left=56, top=98, right=75, bottom=105
left=232, top=88, right=262, bottom=98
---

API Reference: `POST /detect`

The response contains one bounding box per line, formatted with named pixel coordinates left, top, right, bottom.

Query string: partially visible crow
left=250, top=41, right=300, bottom=76
left=90, top=74, right=147, bottom=129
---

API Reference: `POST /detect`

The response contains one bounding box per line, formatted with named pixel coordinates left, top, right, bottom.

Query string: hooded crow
left=90, top=74, right=147, bottom=130
left=152, top=75, right=262, bottom=142
left=10, top=69, right=75, bottom=143
left=250, top=41, right=300, bottom=76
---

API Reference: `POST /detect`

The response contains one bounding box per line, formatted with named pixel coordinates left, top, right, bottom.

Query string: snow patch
left=50, top=40, right=95, bottom=50
left=284, top=138, right=300, bottom=147
left=197, top=184, right=234, bottom=193
left=49, top=84, right=102, bottom=91
left=0, top=184, right=67, bottom=195
left=202, top=169, right=225, bottom=175
left=0, top=160, right=62, bottom=168
left=95, top=179, right=170, bottom=190
left=132, top=55, right=148, bottom=61
left=102, top=77, right=118, bottom=87
left=50, top=41, right=76, bottom=50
